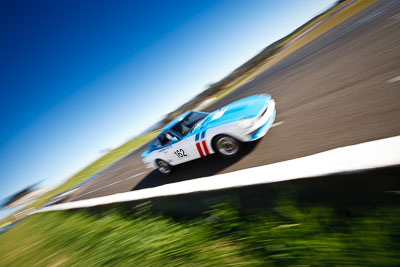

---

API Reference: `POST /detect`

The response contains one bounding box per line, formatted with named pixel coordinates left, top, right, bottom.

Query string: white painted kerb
left=37, top=136, right=400, bottom=213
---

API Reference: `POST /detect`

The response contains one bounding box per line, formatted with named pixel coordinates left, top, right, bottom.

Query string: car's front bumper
left=248, top=109, right=276, bottom=140
left=242, top=99, right=276, bottom=141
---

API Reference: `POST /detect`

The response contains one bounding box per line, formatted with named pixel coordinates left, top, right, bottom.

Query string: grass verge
left=0, top=195, right=399, bottom=266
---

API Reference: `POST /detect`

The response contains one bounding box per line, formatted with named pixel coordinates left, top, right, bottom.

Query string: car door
left=170, top=134, right=202, bottom=164
left=170, top=137, right=192, bottom=164
left=163, top=130, right=191, bottom=165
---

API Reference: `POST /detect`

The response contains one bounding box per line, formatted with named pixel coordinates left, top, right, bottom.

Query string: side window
left=158, top=131, right=180, bottom=147
left=158, top=133, right=169, bottom=147
left=158, top=131, right=177, bottom=147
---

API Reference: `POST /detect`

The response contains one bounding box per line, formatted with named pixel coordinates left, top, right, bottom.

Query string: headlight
left=238, top=117, right=256, bottom=129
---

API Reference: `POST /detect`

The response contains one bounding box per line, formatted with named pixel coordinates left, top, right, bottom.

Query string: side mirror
left=171, top=137, right=178, bottom=143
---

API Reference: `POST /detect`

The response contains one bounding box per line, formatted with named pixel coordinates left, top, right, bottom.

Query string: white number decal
left=174, top=149, right=188, bottom=158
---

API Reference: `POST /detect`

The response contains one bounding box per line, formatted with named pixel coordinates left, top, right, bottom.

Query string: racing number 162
left=174, top=149, right=188, bottom=158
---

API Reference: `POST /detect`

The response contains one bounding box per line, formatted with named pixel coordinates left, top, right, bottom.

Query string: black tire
left=212, top=135, right=241, bottom=158
left=155, top=159, right=173, bottom=174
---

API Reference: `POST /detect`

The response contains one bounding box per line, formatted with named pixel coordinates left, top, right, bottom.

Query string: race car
left=141, top=94, right=276, bottom=174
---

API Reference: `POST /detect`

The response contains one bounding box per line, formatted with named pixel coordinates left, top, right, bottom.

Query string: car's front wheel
left=156, top=159, right=173, bottom=174
left=213, top=135, right=241, bottom=158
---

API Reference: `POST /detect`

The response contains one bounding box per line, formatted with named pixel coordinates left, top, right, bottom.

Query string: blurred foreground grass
left=1, top=197, right=399, bottom=266
left=26, top=131, right=158, bottom=210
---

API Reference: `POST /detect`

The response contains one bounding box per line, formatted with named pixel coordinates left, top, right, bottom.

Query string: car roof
left=161, top=111, right=192, bottom=132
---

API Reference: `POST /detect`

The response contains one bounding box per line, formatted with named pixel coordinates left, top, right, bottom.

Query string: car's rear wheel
left=156, top=159, right=173, bottom=174
left=213, top=135, right=241, bottom=157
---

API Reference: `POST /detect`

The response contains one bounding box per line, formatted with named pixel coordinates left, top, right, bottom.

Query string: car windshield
left=171, top=111, right=208, bottom=137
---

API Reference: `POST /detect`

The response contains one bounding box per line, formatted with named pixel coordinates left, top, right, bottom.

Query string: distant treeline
left=1, top=185, right=37, bottom=208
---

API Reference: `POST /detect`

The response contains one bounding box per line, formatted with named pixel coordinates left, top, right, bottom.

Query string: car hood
left=193, top=94, right=271, bottom=133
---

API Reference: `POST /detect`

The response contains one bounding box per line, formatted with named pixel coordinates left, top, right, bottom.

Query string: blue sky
left=0, top=0, right=335, bottom=213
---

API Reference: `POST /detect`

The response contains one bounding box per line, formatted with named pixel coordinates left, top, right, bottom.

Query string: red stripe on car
left=196, top=143, right=204, bottom=157
left=202, top=140, right=210, bottom=156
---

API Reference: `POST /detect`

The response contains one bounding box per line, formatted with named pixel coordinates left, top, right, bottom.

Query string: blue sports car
left=141, top=94, right=276, bottom=174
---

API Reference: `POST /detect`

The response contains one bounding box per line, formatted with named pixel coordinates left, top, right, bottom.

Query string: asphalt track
left=66, top=0, right=400, bottom=202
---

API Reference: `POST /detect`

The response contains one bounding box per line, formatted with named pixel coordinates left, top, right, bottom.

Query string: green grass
left=24, top=131, right=158, bottom=211
left=1, top=197, right=399, bottom=266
